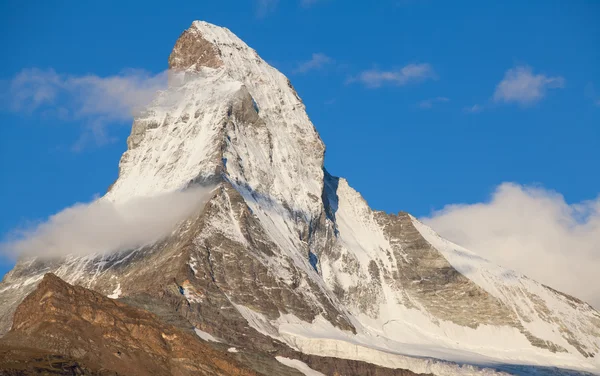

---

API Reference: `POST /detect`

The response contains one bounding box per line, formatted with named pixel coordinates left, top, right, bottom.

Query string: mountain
left=1, top=21, right=599, bottom=375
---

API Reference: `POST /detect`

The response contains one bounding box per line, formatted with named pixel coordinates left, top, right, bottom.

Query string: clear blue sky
left=1, top=0, right=599, bottom=278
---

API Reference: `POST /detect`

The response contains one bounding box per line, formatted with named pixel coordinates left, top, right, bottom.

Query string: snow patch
left=275, top=357, right=325, bottom=376
left=107, top=283, right=121, bottom=299
left=194, top=328, right=221, bottom=343
left=189, top=256, right=199, bottom=276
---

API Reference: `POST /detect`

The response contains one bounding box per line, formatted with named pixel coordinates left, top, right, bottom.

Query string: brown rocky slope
left=0, top=273, right=257, bottom=376
left=0, top=273, right=426, bottom=376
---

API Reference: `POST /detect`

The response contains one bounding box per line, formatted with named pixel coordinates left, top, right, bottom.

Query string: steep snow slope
left=105, top=69, right=243, bottom=200
left=1, top=21, right=599, bottom=376
left=231, top=173, right=600, bottom=374
left=413, top=218, right=600, bottom=364
left=108, top=21, right=325, bottom=218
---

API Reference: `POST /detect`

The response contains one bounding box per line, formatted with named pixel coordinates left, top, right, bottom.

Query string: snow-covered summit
left=107, top=21, right=325, bottom=223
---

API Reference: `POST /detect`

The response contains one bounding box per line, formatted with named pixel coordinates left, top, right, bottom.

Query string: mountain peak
left=168, top=21, right=264, bottom=73
left=107, top=20, right=325, bottom=220
left=168, top=21, right=226, bottom=71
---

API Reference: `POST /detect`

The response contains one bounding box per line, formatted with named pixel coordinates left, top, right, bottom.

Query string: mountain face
left=0, top=274, right=424, bottom=376
left=0, top=273, right=258, bottom=376
left=1, top=21, right=599, bottom=376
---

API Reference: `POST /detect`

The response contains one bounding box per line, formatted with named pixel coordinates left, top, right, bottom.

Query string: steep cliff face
left=1, top=21, right=599, bottom=376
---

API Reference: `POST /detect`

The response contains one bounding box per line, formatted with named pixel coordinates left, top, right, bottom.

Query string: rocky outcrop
left=0, top=273, right=258, bottom=376
left=0, top=345, right=100, bottom=376
left=169, top=24, right=223, bottom=71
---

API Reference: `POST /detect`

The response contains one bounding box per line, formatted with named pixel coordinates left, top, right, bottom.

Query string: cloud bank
left=422, top=183, right=600, bottom=309
left=6, top=68, right=168, bottom=149
left=1, top=186, right=214, bottom=259
left=493, top=65, right=564, bottom=106
left=349, top=63, right=436, bottom=88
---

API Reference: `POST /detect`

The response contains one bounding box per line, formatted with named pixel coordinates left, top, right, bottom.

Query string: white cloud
left=418, top=96, right=449, bottom=109
left=7, top=68, right=168, bottom=150
left=1, top=186, right=215, bottom=259
left=256, top=0, right=279, bottom=17
left=464, top=104, right=483, bottom=113
left=9, top=68, right=167, bottom=120
left=349, top=63, right=436, bottom=88
left=493, top=66, right=565, bottom=105
left=422, top=183, right=600, bottom=309
left=293, top=53, right=333, bottom=74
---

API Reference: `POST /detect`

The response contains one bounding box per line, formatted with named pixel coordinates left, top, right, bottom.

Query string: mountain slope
left=1, top=21, right=599, bottom=375
left=0, top=274, right=425, bottom=376
left=0, top=273, right=259, bottom=376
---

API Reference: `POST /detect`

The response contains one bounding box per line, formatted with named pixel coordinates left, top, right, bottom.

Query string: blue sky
left=1, top=1, right=599, bottom=286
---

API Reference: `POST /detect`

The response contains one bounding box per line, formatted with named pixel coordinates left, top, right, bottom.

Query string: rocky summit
left=0, top=21, right=599, bottom=376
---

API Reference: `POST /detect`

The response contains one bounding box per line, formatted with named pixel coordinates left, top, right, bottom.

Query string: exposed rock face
left=0, top=274, right=426, bottom=376
left=169, top=25, right=223, bottom=70
left=1, top=20, right=599, bottom=376
left=0, top=273, right=258, bottom=376
left=0, top=345, right=100, bottom=376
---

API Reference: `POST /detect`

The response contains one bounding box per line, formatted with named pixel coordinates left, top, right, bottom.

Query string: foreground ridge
left=0, top=273, right=258, bottom=375
left=0, top=273, right=426, bottom=375
left=1, top=21, right=599, bottom=376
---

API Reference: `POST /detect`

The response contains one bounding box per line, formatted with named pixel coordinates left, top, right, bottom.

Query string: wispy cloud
left=422, top=183, right=600, bottom=309
left=5, top=68, right=168, bottom=150
left=256, top=0, right=279, bottom=18
left=418, top=96, right=449, bottom=109
left=1, top=186, right=215, bottom=259
left=493, top=65, right=564, bottom=106
left=348, top=63, right=436, bottom=88
left=463, top=104, right=483, bottom=113
left=293, top=53, right=333, bottom=74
